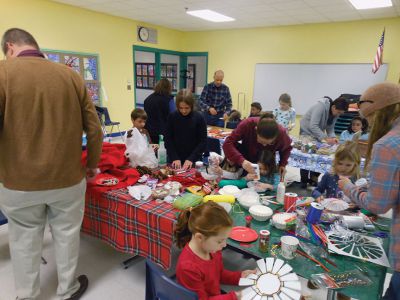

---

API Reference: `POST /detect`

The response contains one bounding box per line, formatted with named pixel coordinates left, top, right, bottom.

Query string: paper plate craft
left=326, top=228, right=390, bottom=267
left=96, top=177, right=119, bottom=186
left=239, top=257, right=301, bottom=300
left=272, top=213, right=296, bottom=230
left=321, top=198, right=349, bottom=212
left=229, top=226, right=258, bottom=243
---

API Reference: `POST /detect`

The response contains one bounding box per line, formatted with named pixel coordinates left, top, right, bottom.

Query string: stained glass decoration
left=65, top=56, right=80, bottom=74
left=47, top=53, right=60, bottom=63
left=86, top=83, right=100, bottom=103
left=83, top=57, right=98, bottom=80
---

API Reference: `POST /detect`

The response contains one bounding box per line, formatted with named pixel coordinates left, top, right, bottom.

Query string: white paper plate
left=321, top=198, right=349, bottom=211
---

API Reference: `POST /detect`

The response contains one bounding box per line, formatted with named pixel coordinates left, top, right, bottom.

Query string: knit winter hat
left=360, top=82, right=400, bottom=117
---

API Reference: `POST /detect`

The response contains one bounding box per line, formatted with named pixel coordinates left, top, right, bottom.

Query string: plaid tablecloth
left=82, top=188, right=178, bottom=269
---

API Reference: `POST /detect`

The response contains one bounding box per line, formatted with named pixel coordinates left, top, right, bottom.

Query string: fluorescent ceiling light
left=348, top=0, right=392, bottom=9
left=186, top=9, right=235, bottom=22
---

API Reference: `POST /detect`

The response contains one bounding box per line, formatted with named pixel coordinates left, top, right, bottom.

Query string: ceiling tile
left=52, top=0, right=400, bottom=31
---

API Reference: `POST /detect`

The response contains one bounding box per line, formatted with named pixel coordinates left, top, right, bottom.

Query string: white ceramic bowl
left=272, top=213, right=296, bottom=230
left=237, top=189, right=260, bottom=210
left=249, top=205, right=273, bottom=221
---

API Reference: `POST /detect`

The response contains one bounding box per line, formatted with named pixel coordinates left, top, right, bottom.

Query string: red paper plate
left=229, top=226, right=258, bottom=243
left=96, top=177, right=119, bottom=186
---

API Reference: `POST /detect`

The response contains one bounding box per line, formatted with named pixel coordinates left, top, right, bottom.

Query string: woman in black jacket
left=144, top=78, right=172, bottom=144
left=165, top=89, right=207, bottom=170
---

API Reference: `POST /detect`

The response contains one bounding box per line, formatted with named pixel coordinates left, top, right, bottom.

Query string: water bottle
left=195, top=161, right=205, bottom=174
left=157, top=135, right=167, bottom=167
left=276, top=181, right=286, bottom=204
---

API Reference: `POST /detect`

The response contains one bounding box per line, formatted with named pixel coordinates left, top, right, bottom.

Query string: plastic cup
left=280, top=235, right=299, bottom=259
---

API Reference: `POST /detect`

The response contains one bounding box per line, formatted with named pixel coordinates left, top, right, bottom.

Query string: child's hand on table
left=241, top=269, right=257, bottom=278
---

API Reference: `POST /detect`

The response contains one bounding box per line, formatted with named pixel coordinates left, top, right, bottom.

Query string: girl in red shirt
left=174, top=201, right=256, bottom=300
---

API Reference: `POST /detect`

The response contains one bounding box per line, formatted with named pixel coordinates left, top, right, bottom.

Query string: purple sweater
left=223, top=117, right=292, bottom=166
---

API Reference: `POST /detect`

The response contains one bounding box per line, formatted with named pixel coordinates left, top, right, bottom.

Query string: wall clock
left=138, top=27, right=149, bottom=42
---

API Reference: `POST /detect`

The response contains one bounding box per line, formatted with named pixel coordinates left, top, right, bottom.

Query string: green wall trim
left=132, top=45, right=209, bottom=106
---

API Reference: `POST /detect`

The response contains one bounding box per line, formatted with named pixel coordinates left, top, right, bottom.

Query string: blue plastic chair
left=95, top=106, right=124, bottom=141
left=145, top=259, right=198, bottom=300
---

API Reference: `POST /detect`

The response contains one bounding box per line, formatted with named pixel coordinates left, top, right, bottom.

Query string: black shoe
left=65, top=275, right=89, bottom=300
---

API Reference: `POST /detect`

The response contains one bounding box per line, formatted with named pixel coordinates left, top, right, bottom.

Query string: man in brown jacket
left=0, top=28, right=103, bottom=299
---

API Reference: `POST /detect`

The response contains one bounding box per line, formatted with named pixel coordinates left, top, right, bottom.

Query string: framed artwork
left=135, top=63, right=155, bottom=90
left=44, top=50, right=101, bottom=104
left=161, top=63, right=178, bottom=92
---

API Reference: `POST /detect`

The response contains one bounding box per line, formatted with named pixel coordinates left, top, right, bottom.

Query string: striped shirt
left=199, top=82, right=232, bottom=114
left=343, top=117, right=400, bottom=271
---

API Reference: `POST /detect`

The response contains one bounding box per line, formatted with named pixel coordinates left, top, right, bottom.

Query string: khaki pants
left=0, top=179, right=86, bottom=300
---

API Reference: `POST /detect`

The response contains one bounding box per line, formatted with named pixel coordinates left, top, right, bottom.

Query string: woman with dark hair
left=299, top=96, right=349, bottom=188
left=165, top=89, right=207, bottom=170
left=223, top=115, right=292, bottom=178
left=339, top=116, right=369, bottom=142
left=144, top=78, right=173, bottom=144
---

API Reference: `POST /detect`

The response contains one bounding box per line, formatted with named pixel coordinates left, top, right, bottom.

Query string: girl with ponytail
left=174, top=201, right=255, bottom=299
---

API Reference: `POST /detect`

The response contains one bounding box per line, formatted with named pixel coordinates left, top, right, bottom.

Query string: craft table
left=82, top=188, right=178, bottom=270
left=227, top=204, right=390, bottom=300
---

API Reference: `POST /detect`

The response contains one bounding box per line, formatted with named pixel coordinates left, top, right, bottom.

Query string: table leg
left=327, top=289, right=336, bottom=300
left=122, top=255, right=139, bottom=269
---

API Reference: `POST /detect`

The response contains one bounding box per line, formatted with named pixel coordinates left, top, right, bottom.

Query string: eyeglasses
left=357, top=100, right=373, bottom=108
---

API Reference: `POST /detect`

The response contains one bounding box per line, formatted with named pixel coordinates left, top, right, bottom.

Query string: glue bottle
left=276, top=180, right=286, bottom=204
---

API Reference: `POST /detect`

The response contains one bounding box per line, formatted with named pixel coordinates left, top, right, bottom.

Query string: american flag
left=372, top=29, right=385, bottom=74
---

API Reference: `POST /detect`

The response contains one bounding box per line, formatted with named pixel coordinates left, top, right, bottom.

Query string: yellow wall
left=0, top=0, right=184, bottom=130
left=182, top=18, right=400, bottom=116
left=1, top=1, right=399, bottom=131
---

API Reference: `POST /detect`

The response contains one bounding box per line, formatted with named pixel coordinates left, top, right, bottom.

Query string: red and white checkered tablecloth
left=82, top=188, right=178, bottom=269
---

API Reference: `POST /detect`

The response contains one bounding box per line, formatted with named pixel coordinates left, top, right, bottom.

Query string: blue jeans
left=203, top=112, right=224, bottom=127
left=383, top=271, right=400, bottom=300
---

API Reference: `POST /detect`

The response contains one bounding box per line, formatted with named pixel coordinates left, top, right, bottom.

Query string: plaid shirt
left=343, top=117, right=400, bottom=271
left=199, top=82, right=232, bottom=114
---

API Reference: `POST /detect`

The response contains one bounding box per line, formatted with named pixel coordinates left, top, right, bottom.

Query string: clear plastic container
left=311, top=269, right=372, bottom=289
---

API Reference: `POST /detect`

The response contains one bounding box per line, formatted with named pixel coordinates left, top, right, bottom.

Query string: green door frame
left=132, top=45, right=208, bottom=107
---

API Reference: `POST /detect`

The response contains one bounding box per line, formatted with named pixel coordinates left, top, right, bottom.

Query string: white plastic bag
left=125, top=128, right=158, bottom=168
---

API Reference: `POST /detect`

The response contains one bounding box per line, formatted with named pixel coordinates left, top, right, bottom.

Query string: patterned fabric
left=199, top=83, right=232, bottom=114
left=342, top=117, right=400, bottom=271
left=82, top=188, right=178, bottom=269
left=272, top=107, right=296, bottom=129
